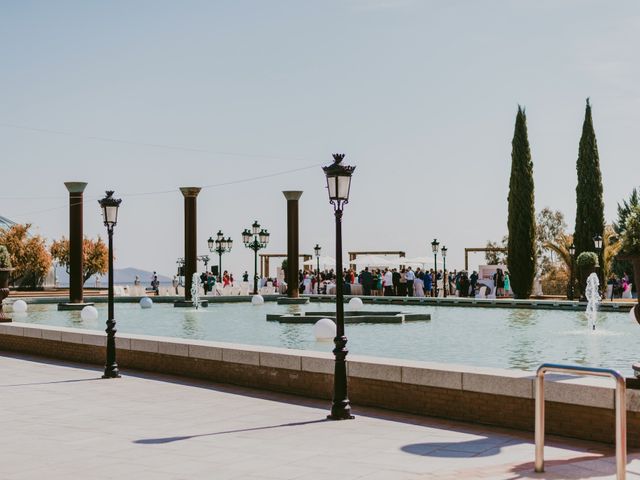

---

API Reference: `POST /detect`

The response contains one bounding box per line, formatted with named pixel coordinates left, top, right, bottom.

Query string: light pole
left=208, top=230, right=232, bottom=280
left=431, top=238, right=439, bottom=297
left=314, top=244, right=321, bottom=275
left=568, top=243, right=576, bottom=300
left=323, top=153, right=356, bottom=420
left=243, top=221, right=269, bottom=294
left=593, top=234, right=604, bottom=294
left=98, top=191, right=122, bottom=379
left=197, top=255, right=210, bottom=270
left=441, top=245, right=448, bottom=297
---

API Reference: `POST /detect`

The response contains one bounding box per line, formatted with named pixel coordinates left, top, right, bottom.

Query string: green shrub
left=576, top=251, right=598, bottom=269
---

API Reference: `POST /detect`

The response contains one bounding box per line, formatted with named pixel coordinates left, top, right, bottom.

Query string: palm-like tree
left=545, top=226, right=621, bottom=296
left=544, top=233, right=574, bottom=271
left=603, top=225, right=622, bottom=281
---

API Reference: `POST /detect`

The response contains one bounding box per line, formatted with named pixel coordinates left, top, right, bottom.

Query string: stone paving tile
left=2, top=352, right=639, bottom=480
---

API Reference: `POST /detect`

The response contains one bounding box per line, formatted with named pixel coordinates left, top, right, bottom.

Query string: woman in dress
left=503, top=271, right=511, bottom=297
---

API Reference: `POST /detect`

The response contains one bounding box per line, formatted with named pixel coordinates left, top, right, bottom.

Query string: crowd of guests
left=607, top=272, right=633, bottom=299
left=296, top=267, right=512, bottom=298
left=155, top=265, right=516, bottom=298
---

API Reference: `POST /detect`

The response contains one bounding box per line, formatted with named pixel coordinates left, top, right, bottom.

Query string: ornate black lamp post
left=323, top=153, right=356, bottom=420
left=441, top=245, right=448, bottom=297
left=98, top=191, right=122, bottom=379
left=314, top=244, right=321, bottom=275
left=568, top=243, right=576, bottom=300
left=243, top=221, right=269, bottom=294
left=593, top=234, right=604, bottom=293
left=208, top=230, right=232, bottom=280
left=431, top=238, right=439, bottom=297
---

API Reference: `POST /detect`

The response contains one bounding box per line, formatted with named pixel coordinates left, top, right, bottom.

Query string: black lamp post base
left=327, top=414, right=355, bottom=421
left=102, top=366, right=121, bottom=379
left=327, top=403, right=355, bottom=420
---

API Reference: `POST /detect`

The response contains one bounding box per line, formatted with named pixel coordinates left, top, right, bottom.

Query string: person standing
left=470, top=271, right=478, bottom=297
left=424, top=271, right=433, bottom=297
left=360, top=267, right=373, bottom=296
left=383, top=268, right=394, bottom=296
left=504, top=271, right=511, bottom=297
left=392, top=268, right=400, bottom=296
left=405, top=267, right=415, bottom=297
left=398, top=268, right=407, bottom=296
left=151, top=272, right=159, bottom=295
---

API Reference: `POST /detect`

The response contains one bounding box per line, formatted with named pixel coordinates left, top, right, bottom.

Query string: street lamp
left=314, top=244, right=321, bottom=275
left=593, top=234, right=604, bottom=292
left=98, top=191, right=122, bottom=379
left=323, top=153, right=355, bottom=421
left=593, top=234, right=603, bottom=252
left=242, top=222, right=269, bottom=294
left=208, top=231, right=232, bottom=280
left=431, top=238, right=439, bottom=298
left=441, top=245, right=448, bottom=297
left=568, top=243, right=576, bottom=301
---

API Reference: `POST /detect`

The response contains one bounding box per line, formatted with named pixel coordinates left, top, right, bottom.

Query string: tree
left=614, top=187, right=639, bottom=234
left=485, top=236, right=508, bottom=265
left=536, top=208, right=567, bottom=274
left=0, top=224, right=52, bottom=288
left=611, top=187, right=638, bottom=279
left=507, top=106, right=536, bottom=298
left=50, top=236, right=108, bottom=284
left=573, top=99, right=605, bottom=285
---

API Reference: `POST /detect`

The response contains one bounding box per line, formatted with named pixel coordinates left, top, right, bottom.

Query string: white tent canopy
left=353, top=255, right=395, bottom=267
left=302, top=256, right=336, bottom=268
left=402, top=256, right=445, bottom=269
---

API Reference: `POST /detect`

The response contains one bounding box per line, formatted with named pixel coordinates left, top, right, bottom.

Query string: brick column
left=283, top=191, right=303, bottom=298
left=65, top=182, right=87, bottom=304
left=180, top=187, right=201, bottom=302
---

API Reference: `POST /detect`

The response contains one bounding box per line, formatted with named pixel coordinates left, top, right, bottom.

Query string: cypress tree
left=507, top=106, right=536, bottom=298
left=573, top=98, right=605, bottom=285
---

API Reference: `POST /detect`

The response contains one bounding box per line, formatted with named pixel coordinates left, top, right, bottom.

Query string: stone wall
left=1, top=322, right=637, bottom=446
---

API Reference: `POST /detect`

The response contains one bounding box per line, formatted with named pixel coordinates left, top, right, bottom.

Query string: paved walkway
left=2, top=353, right=639, bottom=480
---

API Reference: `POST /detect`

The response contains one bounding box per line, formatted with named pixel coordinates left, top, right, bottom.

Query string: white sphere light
left=251, top=294, right=264, bottom=306
left=348, top=297, right=363, bottom=311
left=313, top=318, right=336, bottom=340
left=140, top=297, right=153, bottom=309
left=12, top=300, right=28, bottom=314
left=81, top=305, right=99, bottom=322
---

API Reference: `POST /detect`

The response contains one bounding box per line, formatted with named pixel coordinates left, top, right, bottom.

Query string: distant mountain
left=54, top=266, right=173, bottom=286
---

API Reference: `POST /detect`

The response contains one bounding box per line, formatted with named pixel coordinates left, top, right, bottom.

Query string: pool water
left=12, top=301, right=639, bottom=375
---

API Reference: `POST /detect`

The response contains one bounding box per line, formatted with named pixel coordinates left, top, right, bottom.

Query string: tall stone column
left=58, top=182, right=93, bottom=310
left=283, top=191, right=303, bottom=300
left=180, top=187, right=201, bottom=303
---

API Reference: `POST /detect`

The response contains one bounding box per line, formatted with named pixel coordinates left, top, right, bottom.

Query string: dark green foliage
left=576, top=251, right=598, bottom=269
left=621, top=205, right=640, bottom=256
left=507, top=106, right=536, bottom=298
left=611, top=188, right=638, bottom=279
left=573, top=99, right=605, bottom=280
left=614, top=187, right=639, bottom=234
left=576, top=251, right=599, bottom=297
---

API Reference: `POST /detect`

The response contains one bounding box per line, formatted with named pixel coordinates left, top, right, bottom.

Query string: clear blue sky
left=1, top=0, right=638, bottom=278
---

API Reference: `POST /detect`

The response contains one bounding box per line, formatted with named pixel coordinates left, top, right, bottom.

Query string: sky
left=1, top=0, right=639, bottom=280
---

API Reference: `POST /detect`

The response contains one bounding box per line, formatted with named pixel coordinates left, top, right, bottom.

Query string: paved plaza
left=2, top=353, right=640, bottom=480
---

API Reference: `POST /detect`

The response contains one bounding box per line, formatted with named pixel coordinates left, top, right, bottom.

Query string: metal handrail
left=535, top=363, right=627, bottom=479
